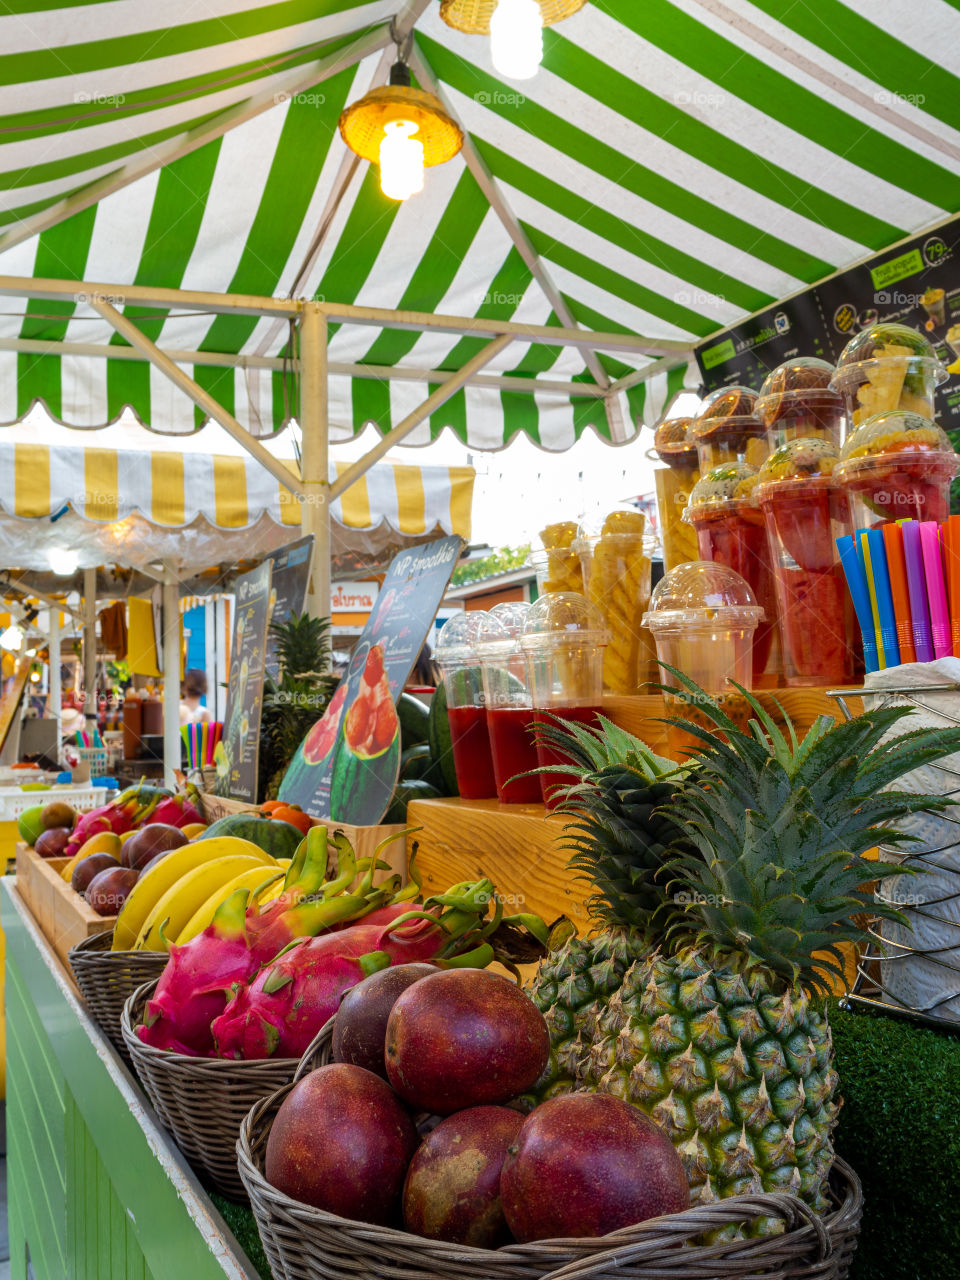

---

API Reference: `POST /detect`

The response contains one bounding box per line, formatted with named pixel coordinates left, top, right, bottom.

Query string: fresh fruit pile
left=135, top=826, right=546, bottom=1059
left=523, top=676, right=960, bottom=1230
left=264, top=966, right=689, bottom=1244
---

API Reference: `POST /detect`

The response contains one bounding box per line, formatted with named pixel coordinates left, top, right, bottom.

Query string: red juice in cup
left=835, top=410, right=959, bottom=529
left=446, top=704, right=497, bottom=800
left=486, top=706, right=541, bottom=804
left=534, top=706, right=603, bottom=810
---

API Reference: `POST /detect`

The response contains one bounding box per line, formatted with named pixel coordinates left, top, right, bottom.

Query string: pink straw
left=919, top=521, right=952, bottom=658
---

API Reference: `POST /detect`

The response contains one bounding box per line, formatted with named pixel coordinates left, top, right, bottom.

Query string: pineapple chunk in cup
left=652, top=414, right=701, bottom=570
left=829, top=322, right=948, bottom=429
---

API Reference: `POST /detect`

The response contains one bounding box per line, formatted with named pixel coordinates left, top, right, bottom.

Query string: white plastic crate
left=0, top=766, right=44, bottom=785
left=0, top=784, right=114, bottom=823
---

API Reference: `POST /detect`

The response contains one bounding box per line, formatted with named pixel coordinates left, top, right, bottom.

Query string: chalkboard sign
left=263, top=536, right=314, bottom=680
left=214, top=560, right=272, bottom=801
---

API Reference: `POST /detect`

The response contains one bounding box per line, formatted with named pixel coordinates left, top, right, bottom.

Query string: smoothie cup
left=529, top=521, right=584, bottom=594
left=435, top=611, right=497, bottom=800
left=519, top=593, right=608, bottom=810
left=830, top=322, right=948, bottom=429
left=575, top=509, right=657, bottom=695
left=692, top=386, right=771, bottom=472
left=756, top=357, right=846, bottom=449
left=477, top=603, right=541, bottom=804
left=835, top=409, right=958, bottom=527
left=756, top=438, right=854, bottom=687
left=652, top=415, right=701, bottom=570
left=642, top=561, right=762, bottom=758
left=684, top=463, right=778, bottom=681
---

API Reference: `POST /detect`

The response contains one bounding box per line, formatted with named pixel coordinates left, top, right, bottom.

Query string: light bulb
left=490, top=0, right=543, bottom=80
left=379, top=120, right=424, bottom=201
left=0, top=624, right=24, bottom=652
left=48, top=548, right=79, bottom=576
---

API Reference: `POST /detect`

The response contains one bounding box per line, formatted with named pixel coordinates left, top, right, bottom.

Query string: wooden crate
left=197, top=793, right=410, bottom=883
left=15, top=843, right=115, bottom=967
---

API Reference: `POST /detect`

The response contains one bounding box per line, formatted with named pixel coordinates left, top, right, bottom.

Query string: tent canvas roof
left=3, top=1, right=956, bottom=451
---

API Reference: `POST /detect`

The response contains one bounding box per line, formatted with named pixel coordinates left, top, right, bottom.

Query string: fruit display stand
left=14, top=841, right=115, bottom=967
left=0, top=876, right=265, bottom=1280
left=409, top=685, right=865, bottom=933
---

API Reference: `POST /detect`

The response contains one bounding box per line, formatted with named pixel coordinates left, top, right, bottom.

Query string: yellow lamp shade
left=439, top=0, right=587, bottom=35
left=338, top=85, right=463, bottom=169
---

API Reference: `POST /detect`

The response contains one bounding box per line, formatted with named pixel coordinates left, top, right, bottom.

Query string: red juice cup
left=684, top=462, right=778, bottom=681
left=835, top=409, right=959, bottom=528
left=435, top=611, right=497, bottom=800
left=756, top=438, right=854, bottom=687
left=756, top=357, right=846, bottom=449
left=642, top=561, right=762, bottom=759
left=519, top=593, right=608, bottom=810
left=477, top=603, right=541, bottom=805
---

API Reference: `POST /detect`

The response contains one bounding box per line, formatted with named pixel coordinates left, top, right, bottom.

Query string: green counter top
left=1, top=877, right=263, bottom=1280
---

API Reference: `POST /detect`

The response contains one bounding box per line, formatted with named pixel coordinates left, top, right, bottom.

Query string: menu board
left=263, top=536, right=314, bottom=680
left=696, top=216, right=960, bottom=431
left=214, top=560, right=272, bottom=801
left=278, top=536, right=462, bottom=823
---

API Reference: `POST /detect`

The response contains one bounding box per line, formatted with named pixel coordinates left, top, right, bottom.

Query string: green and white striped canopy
left=1, top=0, right=958, bottom=449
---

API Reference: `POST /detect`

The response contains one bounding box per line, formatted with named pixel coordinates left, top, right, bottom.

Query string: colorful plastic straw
left=866, top=527, right=900, bottom=667
left=881, top=523, right=916, bottom=664
left=837, top=536, right=879, bottom=673
left=945, top=516, right=960, bottom=656
left=901, top=521, right=935, bottom=662
left=857, top=530, right=886, bottom=671
left=919, top=521, right=952, bottom=658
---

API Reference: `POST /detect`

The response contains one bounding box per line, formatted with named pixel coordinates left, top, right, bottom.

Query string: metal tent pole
left=82, top=567, right=97, bottom=729
left=299, top=304, right=330, bottom=619
left=48, top=609, right=61, bottom=747
left=161, top=574, right=181, bottom=790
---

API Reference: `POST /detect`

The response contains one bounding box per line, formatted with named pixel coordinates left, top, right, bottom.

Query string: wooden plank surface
left=15, top=844, right=114, bottom=967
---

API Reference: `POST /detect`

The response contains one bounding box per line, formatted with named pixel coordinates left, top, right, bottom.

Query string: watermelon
left=427, top=681, right=458, bottom=797
left=397, top=692, right=430, bottom=748
left=330, top=732, right=401, bottom=825
left=383, top=779, right=443, bottom=825
left=202, top=813, right=302, bottom=860
left=302, top=683, right=347, bottom=765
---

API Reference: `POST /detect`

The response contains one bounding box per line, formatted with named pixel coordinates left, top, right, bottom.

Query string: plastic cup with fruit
left=575, top=508, right=656, bottom=695
left=755, top=438, right=852, bottom=686
left=756, top=357, right=846, bottom=447
left=652, top=414, right=700, bottom=570
left=830, top=322, right=948, bottom=428
left=528, top=520, right=583, bottom=595
left=683, top=463, right=776, bottom=678
left=691, top=385, right=770, bottom=471
left=834, top=408, right=959, bottom=525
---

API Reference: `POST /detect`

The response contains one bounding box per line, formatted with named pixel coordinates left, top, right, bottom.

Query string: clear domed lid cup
left=683, top=462, right=759, bottom=522
left=830, top=322, right=948, bottom=428
left=652, top=415, right=699, bottom=472
left=756, top=357, right=846, bottom=447
left=835, top=409, right=959, bottom=525
left=519, top=593, right=608, bottom=710
left=476, top=604, right=532, bottom=710
left=435, top=610, right=489, bottom=709
left=692, top=386, right=770, bottom=472
left=641, top=561, right=761, bottom=699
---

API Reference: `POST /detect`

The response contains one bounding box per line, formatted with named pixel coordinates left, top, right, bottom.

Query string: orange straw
left=882, top=523, right=916, bottom=665
left=946, top=516, right=960, bottom=656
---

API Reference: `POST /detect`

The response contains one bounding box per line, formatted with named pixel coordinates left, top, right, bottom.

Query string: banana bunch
left=112, top=836, right=290, bottom=953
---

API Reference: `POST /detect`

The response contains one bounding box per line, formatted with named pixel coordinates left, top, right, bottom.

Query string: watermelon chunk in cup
left=835, top=409, right=958, bottom=528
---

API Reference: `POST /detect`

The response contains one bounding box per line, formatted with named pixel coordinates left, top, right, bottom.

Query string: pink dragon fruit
left=211, top=885, right=499, bottom=1061
left=143, top=793, right=204, bottom=828
left=63, top=798, right=138, bottom=857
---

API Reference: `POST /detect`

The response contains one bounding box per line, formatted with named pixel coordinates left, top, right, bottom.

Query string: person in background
left=180, top=669, right=211, bottom=725
left=407, top=643, right=440, bottom=689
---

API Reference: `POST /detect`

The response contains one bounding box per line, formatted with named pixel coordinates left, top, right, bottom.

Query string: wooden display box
left=15, top=842, right=115, bottom=967
left=197, top=793, right=410, bottom=883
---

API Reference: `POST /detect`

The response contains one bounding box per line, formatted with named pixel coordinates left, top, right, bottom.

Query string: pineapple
left=527, top=676, right=960, bottom=1217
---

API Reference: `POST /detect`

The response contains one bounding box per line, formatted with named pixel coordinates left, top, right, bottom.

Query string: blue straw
left=866, top=527, right=900, bottom=667
left=836, top=535, right=879, bottom=674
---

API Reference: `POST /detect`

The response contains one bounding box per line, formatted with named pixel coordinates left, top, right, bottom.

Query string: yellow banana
left=112, top=838, right=275, bottom=950
left=135, top=856, right=268, bottom=952
left=176, top=866, right=285, bottom=944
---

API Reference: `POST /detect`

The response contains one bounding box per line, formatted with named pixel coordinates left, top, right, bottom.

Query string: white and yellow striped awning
left=0, top=414, right=474, bottom=576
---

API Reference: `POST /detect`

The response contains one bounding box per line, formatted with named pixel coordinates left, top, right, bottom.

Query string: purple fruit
left=264, top=1064, right=418, bottom=1224
left=86, top=867, right=139, bottom=917
left=35, top=826, right=72, bottom=858
left=332, top=963, right=437, bottom=1078
left=71, top=851, right=120, bottom=896
left=123, top=823, right=188, bottom=871
left=402, top=1106, right=523, bottom=1246
left=140, top=849, right=175, bottom=876
left=500, top=1093, right=690, bottom=1242
left=385, top=970, right=549, bottom=1115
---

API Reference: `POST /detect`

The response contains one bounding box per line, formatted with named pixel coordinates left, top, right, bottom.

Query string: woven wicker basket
left=237, top=1024, right=863, bottom=1280
left=68, top=930, right=167, bottom=1067
left=121, top=980, right=300, bottom=1200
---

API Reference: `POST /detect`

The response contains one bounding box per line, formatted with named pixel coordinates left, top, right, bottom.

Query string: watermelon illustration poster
left=214, top=560, right=272, bottom=801
left=263, top=536, right=314, bottom=680
left=279, top=536, right=462, bottom=822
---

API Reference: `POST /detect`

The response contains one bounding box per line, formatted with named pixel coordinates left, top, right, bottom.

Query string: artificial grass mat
left=209, top=1002, right=960, bottom=1280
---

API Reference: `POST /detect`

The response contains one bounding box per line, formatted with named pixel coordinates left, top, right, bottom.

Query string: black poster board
left=263, top=536, right=314, bottom=680
left=214, top=560, right=272, bottom=801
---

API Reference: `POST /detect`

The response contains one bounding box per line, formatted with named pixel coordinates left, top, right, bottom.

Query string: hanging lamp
left=440, top=0, right=588, bottom=80
left=339, top=61, right=463, bottom=202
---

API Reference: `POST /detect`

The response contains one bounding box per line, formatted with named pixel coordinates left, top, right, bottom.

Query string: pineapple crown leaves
left=531, top=712, right=681, bottom=785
